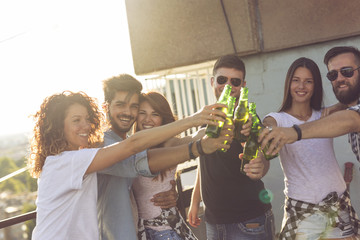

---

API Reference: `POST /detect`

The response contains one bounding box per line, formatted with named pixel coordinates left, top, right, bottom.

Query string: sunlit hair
left=324, top=46, right=360, bottom=66
left=279, top=57, right=324, bottom=112
left=102, top=73, right=142, bottom=104
left=135, top=92, right=176, bottom=137
left=28, top=91, right=104, bottom=178
left=135, top=92, right=177, bottom=181
left=213, top=54, right=246, bottom=78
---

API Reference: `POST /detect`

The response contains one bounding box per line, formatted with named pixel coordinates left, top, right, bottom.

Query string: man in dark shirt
left=187, top=54, right=275, bottom=240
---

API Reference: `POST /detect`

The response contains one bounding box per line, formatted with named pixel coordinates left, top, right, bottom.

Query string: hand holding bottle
left=187, top=102, right=227, bottom=128
left=238, top=114, right=252, bottom=142
left=201, top=121, right=234, bottom=153
left=239, top=153, right=267, bottom=180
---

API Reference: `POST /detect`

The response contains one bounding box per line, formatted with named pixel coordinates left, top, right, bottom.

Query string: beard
left=108, top=113, right=135, bottom=134
left=333, top=74, right=360, bottom=105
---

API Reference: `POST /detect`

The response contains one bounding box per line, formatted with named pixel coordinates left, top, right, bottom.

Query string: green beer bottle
left=247, top=103, right=279, bottom=160
left=220, top=96, right=236, bottom=152
left=205, top=84, right=232, bottom=138
left=240, top=102, right=260, bottom=174
left=234, top=87, right=249, bottom=142
left=241, top=102, right=279, bottom=162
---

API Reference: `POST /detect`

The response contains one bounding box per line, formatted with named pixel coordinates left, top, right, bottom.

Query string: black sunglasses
left=326, top=66, right=360, bottom=81
left=216, top=75, right=242, bottom=87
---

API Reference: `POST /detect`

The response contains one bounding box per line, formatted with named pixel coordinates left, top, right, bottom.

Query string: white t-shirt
left=266, top=110, right=346, bottom=204
left=32, top=148, right=99, bottom=240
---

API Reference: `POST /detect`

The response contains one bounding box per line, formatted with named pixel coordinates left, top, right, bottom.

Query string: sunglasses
left=326, top=66, right=360, bottom=81
left=216, top=75, right=242, bottom=87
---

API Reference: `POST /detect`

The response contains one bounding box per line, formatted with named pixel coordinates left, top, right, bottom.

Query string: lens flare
left=259, top=189, right=273, bottom=204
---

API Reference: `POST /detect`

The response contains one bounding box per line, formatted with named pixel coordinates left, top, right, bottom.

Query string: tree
left=0, top=157, right=27, bottom=193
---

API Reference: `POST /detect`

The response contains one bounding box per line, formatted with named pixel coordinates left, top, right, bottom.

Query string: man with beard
left=259, top=46, right=360, bottom=164
left=97, top=74, right=232, bottom=240
left=97, top=74, right=174, bottom=240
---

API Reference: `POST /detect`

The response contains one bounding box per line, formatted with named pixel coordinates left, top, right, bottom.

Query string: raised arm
left=147, top=124, right=233, bottom=173
left=87, top=103, right=227, bottom=174
left=259, top=109, right=360, bottom=156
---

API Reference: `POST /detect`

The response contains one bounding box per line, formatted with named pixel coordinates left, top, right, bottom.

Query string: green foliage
left=0, top=178, right=26, bottom=193
left=0, top=157, right=18, bottom=176
left=22, top=203, right=36, bottom=240
left=0, top=156, right=37, bottom=193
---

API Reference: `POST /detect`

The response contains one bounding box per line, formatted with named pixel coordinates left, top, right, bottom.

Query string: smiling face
left=64, top=103, right=91, bottom=150
left=107, top=91, right=139, bottom=138
left=137, top=101, right=163, bottom=131
left=328, top=52, right=360, bottom=106
left=290, top=67, right=314, bottom=105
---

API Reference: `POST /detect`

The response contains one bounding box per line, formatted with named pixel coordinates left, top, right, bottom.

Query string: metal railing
left=0, top=166, right=36, bottom=229
left=0, top=211, right=36, bottom=229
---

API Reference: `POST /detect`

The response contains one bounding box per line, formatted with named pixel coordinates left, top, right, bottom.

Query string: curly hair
left=28, top=91, right=104, bottom=178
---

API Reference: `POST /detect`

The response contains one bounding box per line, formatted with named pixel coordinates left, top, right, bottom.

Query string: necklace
left=290, top=113, right=312, bottom=121
left=286, top=110, right=312, bottom=121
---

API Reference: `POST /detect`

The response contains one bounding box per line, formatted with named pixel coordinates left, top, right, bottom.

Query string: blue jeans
left=205, top=210, right=275, bottom=240
left=145, top=228, right=182, bottom=240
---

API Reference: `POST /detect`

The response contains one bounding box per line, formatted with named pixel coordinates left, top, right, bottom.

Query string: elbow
left=346, top=110, right=360, bottom=133
left=125, top=135, right=144, bottom=155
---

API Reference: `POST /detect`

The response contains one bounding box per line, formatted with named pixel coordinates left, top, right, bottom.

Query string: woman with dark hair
left=28, top=91, right=231, bottom=240
left=262, top=58, right=357, bottom=240
left=132, top=92, right=198, bottom=240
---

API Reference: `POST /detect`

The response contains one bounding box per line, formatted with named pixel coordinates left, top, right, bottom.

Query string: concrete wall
left=241, top=35, right=360, bottom=232
left=126, top=0, right=360, bottom=75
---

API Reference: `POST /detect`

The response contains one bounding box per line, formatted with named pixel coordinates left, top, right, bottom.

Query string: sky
left=0, top=0, right=140, bottom=136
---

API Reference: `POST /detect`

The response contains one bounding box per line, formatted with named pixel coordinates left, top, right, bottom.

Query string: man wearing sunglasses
left=188, top=54, right=275, bottom=240
left=259, top=46, right=360, bottom=168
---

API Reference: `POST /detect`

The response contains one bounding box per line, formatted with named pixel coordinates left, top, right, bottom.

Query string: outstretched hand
left=201, top=121, right=234, bottom=154
left=258, top=126, right=297, bottom=156
left=188, top=103, right=227, bottom=128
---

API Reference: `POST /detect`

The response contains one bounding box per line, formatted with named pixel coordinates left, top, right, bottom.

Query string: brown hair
left=28, top=91, right=104, bottom=178
left=279, top=57, right=324, bottom=112
left=135, top=92, right=177, bottom=181
left=324, top=46, right=360, bottom=66
left=102, top=73, right=142, bottom=104
left=213, top=54, right=246, bottom=78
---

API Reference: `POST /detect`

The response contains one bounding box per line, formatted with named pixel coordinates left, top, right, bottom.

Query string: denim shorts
left=205, top=209, right=275, bottom=240
left=295, top=208, right=354, bottom=240
left=145, top=228, right=182, bottom=240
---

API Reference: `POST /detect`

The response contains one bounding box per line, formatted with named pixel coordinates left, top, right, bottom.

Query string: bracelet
left=188, top=141, right=196, bottom=159
left=292, top=124, right=302, bottom=141
left=196, top=139, right=206, bottom=155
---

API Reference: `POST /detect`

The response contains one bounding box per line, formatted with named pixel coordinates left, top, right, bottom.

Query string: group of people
left=27, top=45, right=360, bottom=240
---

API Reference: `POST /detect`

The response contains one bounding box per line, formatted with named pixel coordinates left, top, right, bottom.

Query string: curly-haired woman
left=29, top=91, right=232, bottom=240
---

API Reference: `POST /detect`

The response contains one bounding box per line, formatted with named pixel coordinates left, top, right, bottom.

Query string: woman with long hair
left=132, top=92, right=198, bottom=240
left=262, top=58, right=358, bottom=240
left=28, top=91, right=231, bottom=240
